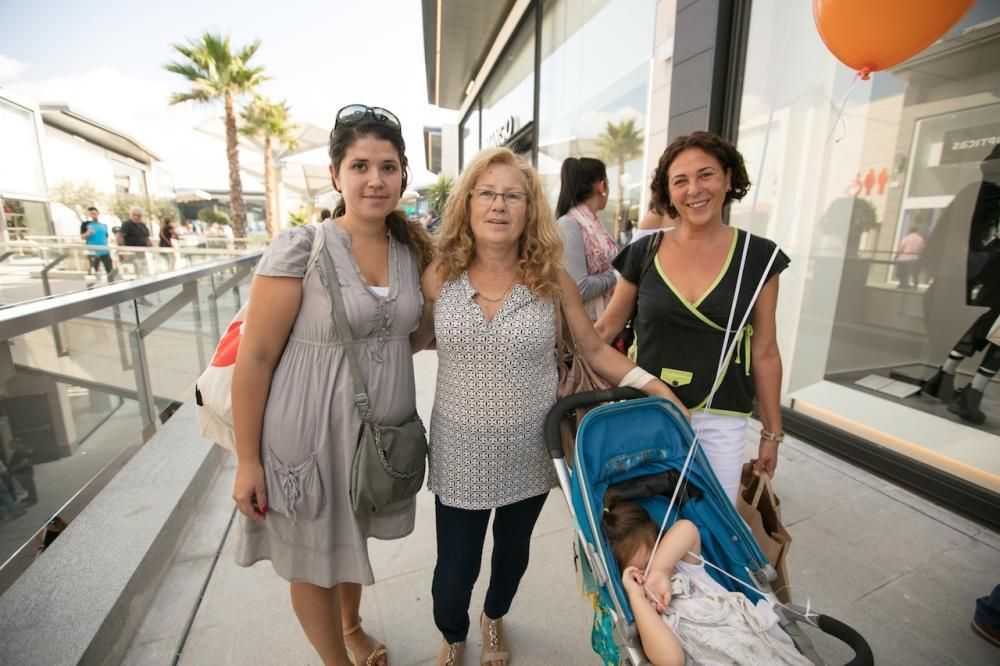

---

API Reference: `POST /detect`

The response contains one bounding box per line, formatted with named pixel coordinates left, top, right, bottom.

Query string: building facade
left=424, top=0, right=999, bottom=525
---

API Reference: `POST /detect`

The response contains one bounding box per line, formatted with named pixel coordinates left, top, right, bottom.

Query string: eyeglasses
left=470, top=188, right=529, bottom=207
left=334, top=104, right=401, bottom=130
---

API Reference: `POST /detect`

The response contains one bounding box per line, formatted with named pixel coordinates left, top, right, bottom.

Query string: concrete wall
left=666, top=0, right=727, bottom=140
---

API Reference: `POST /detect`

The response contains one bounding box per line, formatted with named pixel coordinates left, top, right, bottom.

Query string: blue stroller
left=545, top=389, right=874, bottom=666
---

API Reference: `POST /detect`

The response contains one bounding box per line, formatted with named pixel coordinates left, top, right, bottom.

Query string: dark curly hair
left=650, top=131, right=751, bottom=219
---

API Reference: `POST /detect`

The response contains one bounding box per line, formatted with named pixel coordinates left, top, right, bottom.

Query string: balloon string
left=824, top=70, right=864, bottom=146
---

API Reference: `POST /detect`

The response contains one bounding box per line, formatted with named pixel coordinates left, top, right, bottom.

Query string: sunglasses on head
left=334, top=104, right=401, bottom=130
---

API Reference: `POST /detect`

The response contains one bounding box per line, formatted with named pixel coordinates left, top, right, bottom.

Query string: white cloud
left=8, top=67, right=252, bottom=189
left=5, top=63, right=457, bottom=191
left=0, top=54, right=28, bottom=81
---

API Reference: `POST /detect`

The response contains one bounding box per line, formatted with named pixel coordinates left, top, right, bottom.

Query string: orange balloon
left=813, top=0, right=974, bottom=79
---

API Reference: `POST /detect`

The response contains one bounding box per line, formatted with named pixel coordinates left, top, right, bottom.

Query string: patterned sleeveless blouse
left=428, top=271, right=560, bottom=509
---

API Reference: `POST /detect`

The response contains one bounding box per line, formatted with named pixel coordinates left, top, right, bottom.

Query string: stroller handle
left=817, top=614, right=874, bottom=666
left=545, top=388, right=645, bottom=459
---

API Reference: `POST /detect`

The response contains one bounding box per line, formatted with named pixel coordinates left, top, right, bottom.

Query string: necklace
left=475, top=282, right=515, bottom=303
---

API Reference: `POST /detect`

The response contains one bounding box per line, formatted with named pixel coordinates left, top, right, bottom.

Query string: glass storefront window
left=460, top=105, right=480, bottom=171
left=732, top=0, right=1000, bottom=492
left=111, top=159, right=147, bottom=196
left=2, top=197, right=51, bottom=241
left=480, top=12, right=535, bottom=157
left=538, top=0, right=657, bottom=233
left=0, top=97, right=46, bottom=198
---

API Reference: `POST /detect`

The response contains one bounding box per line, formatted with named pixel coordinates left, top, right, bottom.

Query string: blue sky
left=0, top=0, right=452, bottom=188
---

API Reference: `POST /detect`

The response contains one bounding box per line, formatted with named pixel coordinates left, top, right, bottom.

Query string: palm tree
left=240, top=96, right=298, bottom=238
left=165, top=32, right=266, bottom=238
left=598, top=119, right=644, bottom=238
left=425, top=174, right=454, bottom=217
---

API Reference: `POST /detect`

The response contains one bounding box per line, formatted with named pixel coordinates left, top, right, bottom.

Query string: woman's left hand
left=752, top=439, right=779, bottom=478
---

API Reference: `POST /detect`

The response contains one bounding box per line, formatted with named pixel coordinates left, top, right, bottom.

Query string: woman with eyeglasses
left=555, top=157, right=619, bottom=321
left=231, top=104, right=432, bottom=666
left=410, top=147, right=686, bottom=666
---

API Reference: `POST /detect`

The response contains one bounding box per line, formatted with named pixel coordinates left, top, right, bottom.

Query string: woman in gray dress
left=412, top=147, right=687, bottom=666
left=231, top=105, right=432, bottom=666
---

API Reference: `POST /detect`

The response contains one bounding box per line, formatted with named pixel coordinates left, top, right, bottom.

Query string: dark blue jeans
left=975, top=584, right=1000, bottom=631
left=431, top=492, right=548, bottom=643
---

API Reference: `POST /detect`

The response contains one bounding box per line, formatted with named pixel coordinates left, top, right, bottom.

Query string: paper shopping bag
left=737, top=463, right=793, bottom=603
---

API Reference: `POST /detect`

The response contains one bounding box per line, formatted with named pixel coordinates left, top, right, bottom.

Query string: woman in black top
left=596, top=132, right=789, bottom=502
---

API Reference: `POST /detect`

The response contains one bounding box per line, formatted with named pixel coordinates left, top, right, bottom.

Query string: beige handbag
left=554, top=299, right=608, bottom=463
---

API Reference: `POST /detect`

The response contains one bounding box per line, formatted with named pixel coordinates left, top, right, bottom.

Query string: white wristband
left=619, top=366, right=656, bottom=390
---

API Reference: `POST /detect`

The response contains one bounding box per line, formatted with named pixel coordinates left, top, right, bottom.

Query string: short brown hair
left=650, top=131, right=751, bottom=219
left=601, top=494, right=658, bottom=569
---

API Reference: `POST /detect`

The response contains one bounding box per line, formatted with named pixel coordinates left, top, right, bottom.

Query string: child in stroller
left=602, top=494, right=811, bottom=666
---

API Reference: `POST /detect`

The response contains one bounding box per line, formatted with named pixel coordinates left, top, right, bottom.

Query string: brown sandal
left=480, top=613, right=510, bottom=665
left=343, top=619, right=388, bottom=666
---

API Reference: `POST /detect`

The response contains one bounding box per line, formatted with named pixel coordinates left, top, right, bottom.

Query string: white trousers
left=690, top=412, right=748, bottom=504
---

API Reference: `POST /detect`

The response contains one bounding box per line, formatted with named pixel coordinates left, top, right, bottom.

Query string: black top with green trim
left=613, top=228, right=790, bottom=415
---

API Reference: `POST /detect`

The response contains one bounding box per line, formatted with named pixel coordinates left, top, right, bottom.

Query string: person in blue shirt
left=80, top=206, right=113, bottom=278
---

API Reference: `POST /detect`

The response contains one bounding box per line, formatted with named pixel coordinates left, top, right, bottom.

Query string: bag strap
left=625, top=230, right=663, bottom=324
left=638, top=230, right=664, bottom=284
left=304, top=222, right=326, bottom=277
left=749, top=470, right=775, bottom=510
left=316, top=235, right=373, bottom=424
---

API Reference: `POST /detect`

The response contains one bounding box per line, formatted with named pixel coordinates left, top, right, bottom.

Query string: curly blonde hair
left=436, top=147, right=563, bottom=298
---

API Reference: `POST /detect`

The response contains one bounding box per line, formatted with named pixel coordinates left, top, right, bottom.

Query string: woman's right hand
left=233, top=460, right=268, bottom=522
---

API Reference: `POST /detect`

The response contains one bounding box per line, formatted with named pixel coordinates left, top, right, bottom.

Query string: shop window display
left=731, top=0, right=999, bottom=490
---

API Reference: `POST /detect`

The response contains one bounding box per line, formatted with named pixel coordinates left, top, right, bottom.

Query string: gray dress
left=233, top=221, right=422, bottom=587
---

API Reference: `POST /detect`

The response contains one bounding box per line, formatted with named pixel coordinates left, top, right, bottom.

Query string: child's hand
left=644, top=570, right=672, bottom=613
left=621, top=566, right=645, bottom=597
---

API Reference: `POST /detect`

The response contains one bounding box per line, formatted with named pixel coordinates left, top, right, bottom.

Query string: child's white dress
left=660, top=560, right=812, bottom=665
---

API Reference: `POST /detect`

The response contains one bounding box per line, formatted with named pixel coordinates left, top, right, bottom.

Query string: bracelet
left=760, top=428, right=784, bottom=444
left=619, top=366, right=656, bottom=390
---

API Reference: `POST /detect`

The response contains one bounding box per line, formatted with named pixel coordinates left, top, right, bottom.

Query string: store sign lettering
left=485, top=116, right=517, bottom=148
left=941, top=123, right=1000, bottom=165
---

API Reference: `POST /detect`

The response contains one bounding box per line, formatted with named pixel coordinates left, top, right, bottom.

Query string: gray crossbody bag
left=318, top=242, right=428, bottom=515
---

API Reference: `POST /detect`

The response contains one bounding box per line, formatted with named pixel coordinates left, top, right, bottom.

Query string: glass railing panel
left=0, top=253, right=260, bottom=591
left=2, top=239, right=260, bottom=309
left=142, top=270, right=253, bottom=409
left=0, top=243, right=95, bottom=306
left=0, top=300, right=147, bottom=586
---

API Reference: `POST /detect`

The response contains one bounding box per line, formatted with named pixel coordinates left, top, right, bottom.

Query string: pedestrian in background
left=81, top=206, right=113, bottom=280
left=7, top=439, right=37, bottom=507
left=555, top=157, right=619, bottom=321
